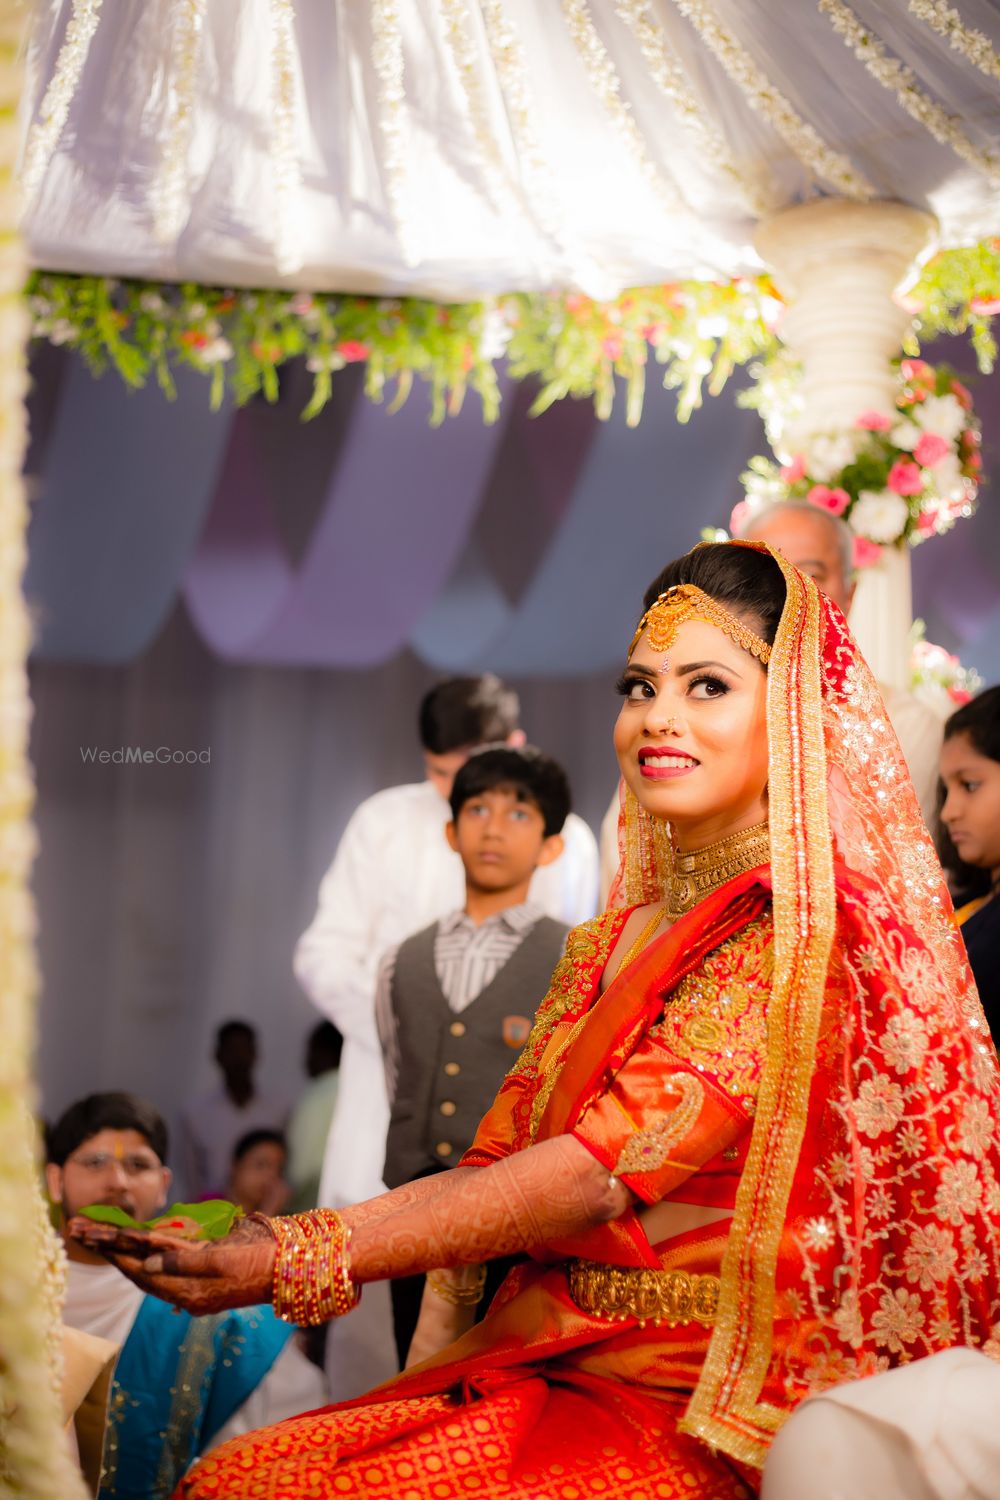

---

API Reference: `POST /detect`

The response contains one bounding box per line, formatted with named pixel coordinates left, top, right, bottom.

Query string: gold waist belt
left=567, top=1260, right=721, bottom=1328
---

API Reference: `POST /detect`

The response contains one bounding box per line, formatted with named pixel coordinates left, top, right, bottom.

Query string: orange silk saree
left=177, top=880, right=776, bottom=1500
left=176, top=547, right=1000, bottom=1499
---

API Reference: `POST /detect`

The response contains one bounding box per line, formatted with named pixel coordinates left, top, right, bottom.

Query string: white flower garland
left=667, top=0, right=875, bottom=200
left=561, top=0, right=685, bottom=213
left=151, top=0, right=206, bottom=244
left=612, top=0, right=770, bottom=213
left=20, top=0, right=102, bottom=206
left=267, top=0, right=304, bottom=275
left=820, top=0, right=1000, bottom=183
left=908, top=0, right=1000, bottom=82
left=371, top=0, right=416, bottom=265
left=2, top=2, right=88, bottom=1491
left=480, top=0, right=613, bottom=296
left=439, top=0, right=513, bottom=215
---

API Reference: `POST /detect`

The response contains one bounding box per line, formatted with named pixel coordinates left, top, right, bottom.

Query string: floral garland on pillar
left=736, top=359, right=981, bottom=569
left=0, top=5, right=86, bottom=1494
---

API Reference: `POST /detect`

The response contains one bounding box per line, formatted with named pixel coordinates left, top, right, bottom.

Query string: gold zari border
left=679, top=546, right=837, bottom=1468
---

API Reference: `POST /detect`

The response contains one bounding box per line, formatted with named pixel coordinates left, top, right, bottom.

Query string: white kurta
left=761, top=1348, right=1000, bottom=1500
left=293, top=778, right=599, bottom=1396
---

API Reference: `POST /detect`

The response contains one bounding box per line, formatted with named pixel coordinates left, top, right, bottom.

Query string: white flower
left=199, top=338, right=233, bottom=364
left=916, top=394, right=966, bottom=441
left=849, top=489, right=909, bottom=544
left=805, top=431, right=860, bottom=482
left=139, top=291, right=165, bottom=315
left=925, top=453, right=965, bottom=501
left=890, top=419, right=921, bottom=452
left=479, top=306, right=512, bottom=362
left=306, top=352, right=345, bottom=373
left=744, top=471, right=785, bottom=507
left=48, top=318, right=77, bottom=346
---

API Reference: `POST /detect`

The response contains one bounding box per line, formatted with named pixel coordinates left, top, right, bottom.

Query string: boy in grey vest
left=375, top=745, right=572, bottom=1366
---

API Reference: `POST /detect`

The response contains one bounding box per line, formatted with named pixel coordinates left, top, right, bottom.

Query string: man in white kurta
left=294, top=676, right=599, bottom=1394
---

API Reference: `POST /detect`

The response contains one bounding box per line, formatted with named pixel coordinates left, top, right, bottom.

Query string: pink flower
left=887, top=459, right=923, bottom=496
left=915, top=510, right=939, bottom=538
left=807, top=484, right=850, bottom=515
left=948, top=687, right=973, bottom=705
left=780, top=454, right=807, bottom=483
left=950, top=379, right=973, bottom=411
left=970, top=296, right=1000, bottom=316
left=853, top=536, right=884, bottom=569
left=913, top=432, right=950, bottom=468
left=901, top=358, right=934, bottom=385
left=856, top=410, right=892, bottom=431
left=729, top=500, right=751, bottom=533
left=601, top=332, right=624, bottom=360
left=336, top=340, right=369, bottom=362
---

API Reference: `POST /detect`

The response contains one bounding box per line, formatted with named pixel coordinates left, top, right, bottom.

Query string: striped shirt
left=375, top=903, right=543, bottom=1103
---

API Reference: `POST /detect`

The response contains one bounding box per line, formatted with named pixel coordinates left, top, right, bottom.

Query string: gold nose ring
left=665, top=718, right=680, bottom=734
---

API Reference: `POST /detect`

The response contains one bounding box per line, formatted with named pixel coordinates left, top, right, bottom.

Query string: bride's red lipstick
left=638, top=746, right=699, bottom=780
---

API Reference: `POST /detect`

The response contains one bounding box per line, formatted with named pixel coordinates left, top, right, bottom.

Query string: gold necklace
left=663, top=820, right=770, bottom=922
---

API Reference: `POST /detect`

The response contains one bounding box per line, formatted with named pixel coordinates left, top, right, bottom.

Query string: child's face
left=449, top=785, right=560, bottom=892
left=230, top=1142, right=288, bottom=1214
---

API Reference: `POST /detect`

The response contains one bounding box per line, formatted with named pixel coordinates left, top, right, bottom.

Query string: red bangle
left=270, top=1210, right=361, bottom=1325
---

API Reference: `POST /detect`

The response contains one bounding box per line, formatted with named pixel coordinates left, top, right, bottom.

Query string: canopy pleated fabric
left=21, top=1, right=1000, bottom=298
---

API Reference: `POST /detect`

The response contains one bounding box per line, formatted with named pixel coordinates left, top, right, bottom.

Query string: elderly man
left=742, top=502, right=942, bottom=823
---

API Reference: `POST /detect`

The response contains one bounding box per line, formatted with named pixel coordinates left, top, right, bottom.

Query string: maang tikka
left=628, top=584, right=772, bottom=665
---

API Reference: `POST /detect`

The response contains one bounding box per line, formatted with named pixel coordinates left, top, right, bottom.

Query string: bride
left=74, top=541, right=1000, bottom=1499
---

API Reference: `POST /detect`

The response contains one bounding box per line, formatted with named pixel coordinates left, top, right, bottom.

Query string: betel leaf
left=79, top=1203, right=143, bottom=1229
left=79, top=1199, right=243, bottom=1240
left=153, top=1201, right=243, bottom=1240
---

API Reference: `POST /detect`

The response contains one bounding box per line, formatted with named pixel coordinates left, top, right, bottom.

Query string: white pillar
left=754, top=200, right=937, bottom=689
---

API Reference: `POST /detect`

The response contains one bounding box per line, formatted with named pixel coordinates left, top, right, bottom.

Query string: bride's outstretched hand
left=67, top=1213, right=276, bottom=1316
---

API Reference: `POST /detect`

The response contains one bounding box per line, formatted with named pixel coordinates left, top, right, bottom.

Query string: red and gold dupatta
left=604, top=543, right=1000, bottom=1467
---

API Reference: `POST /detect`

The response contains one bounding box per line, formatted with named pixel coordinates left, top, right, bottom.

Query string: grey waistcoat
left=382, top=915, right=568, bottom=1188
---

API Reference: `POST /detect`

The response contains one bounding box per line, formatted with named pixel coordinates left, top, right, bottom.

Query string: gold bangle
left=271, top=1210, right=361, bottom=1325
left=426, top=1266, right=488, bottom=1307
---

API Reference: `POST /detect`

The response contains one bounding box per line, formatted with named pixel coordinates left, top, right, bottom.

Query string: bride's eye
left=687, top=674, right=730, bottom=699
left=615, top=673, right=655, bottom=702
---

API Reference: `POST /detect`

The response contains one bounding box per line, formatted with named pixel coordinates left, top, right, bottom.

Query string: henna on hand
left=338, top=1169, right=473, bottom=1233
left=67, top=1218, right=276, bottom=1316
left=350, top=1135, right=628, bottom=1283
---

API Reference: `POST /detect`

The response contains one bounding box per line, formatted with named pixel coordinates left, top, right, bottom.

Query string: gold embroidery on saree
left=506, top=911, right=625, bottom=1082
left=614, top=1073, right=704, bottom=1174
left=653, top=912, right=773, bottom=1112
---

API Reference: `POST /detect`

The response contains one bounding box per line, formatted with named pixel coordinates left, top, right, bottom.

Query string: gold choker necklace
left=663, top=821, right=770, bottom=921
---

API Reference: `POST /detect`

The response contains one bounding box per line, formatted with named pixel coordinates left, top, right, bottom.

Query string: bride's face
left=614, top=615, right=770, bottom=847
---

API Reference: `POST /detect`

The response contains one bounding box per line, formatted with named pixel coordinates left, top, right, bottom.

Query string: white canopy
left=21, top=0, right=1000, bottom=300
